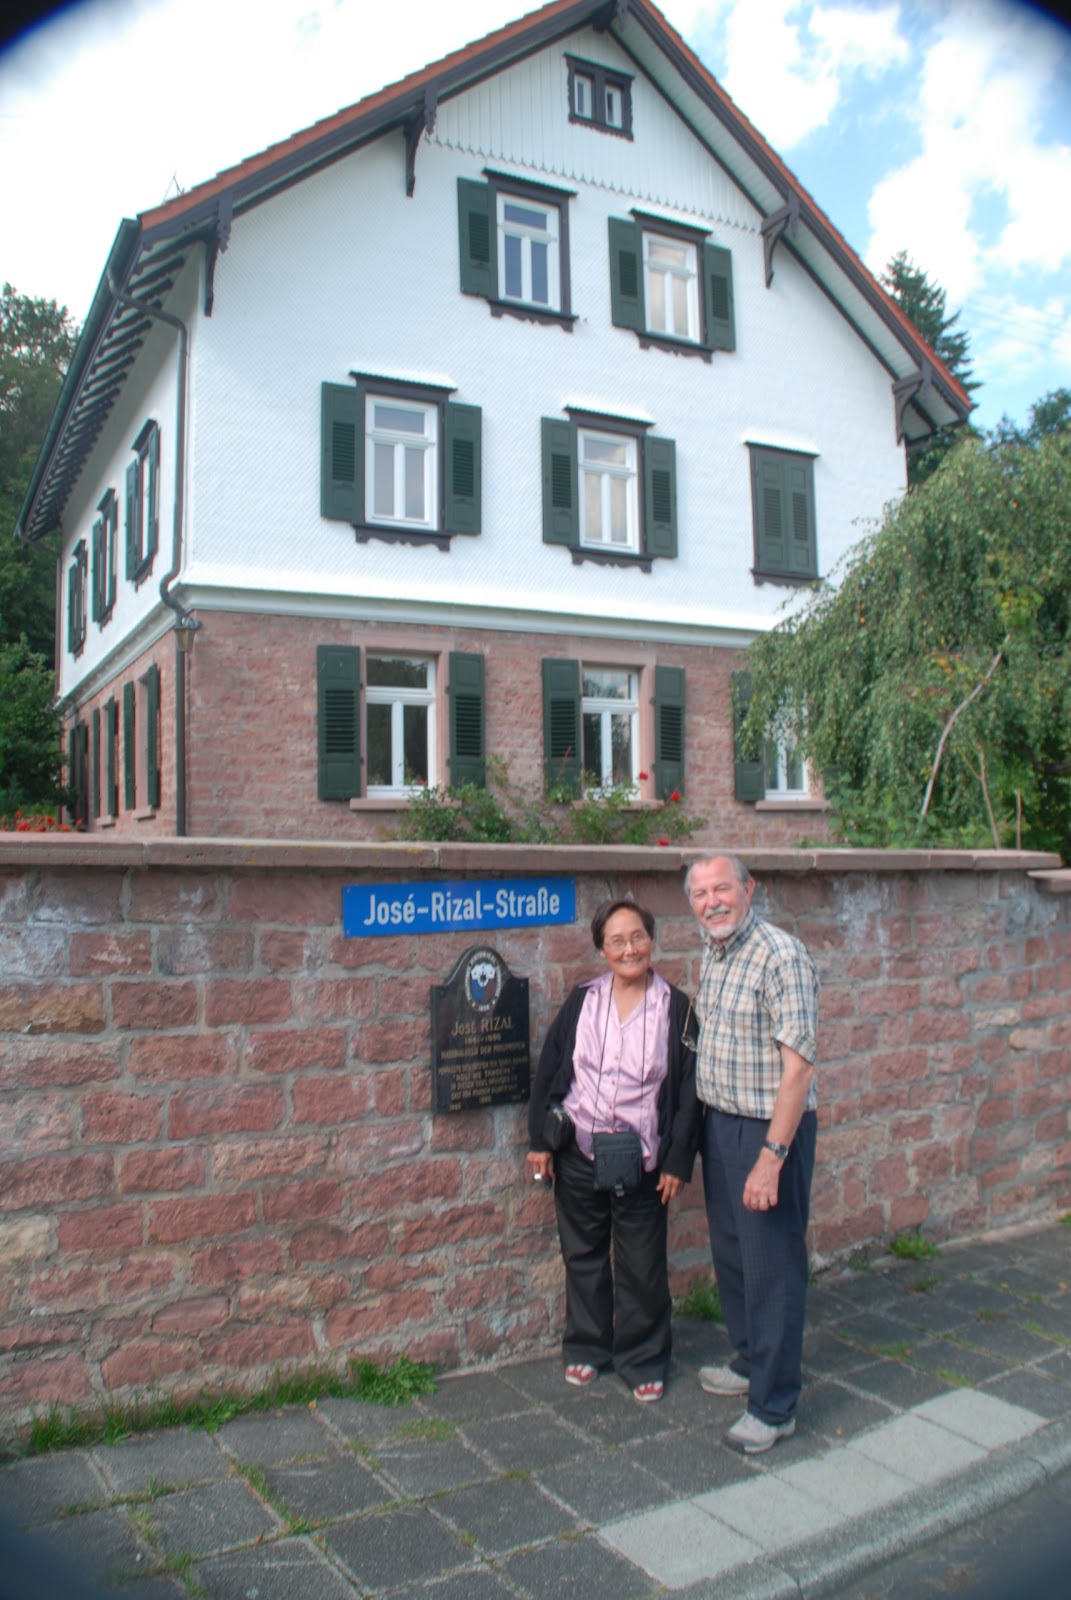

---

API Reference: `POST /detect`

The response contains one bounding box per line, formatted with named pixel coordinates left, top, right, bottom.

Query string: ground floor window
left=582, top=665, right=638, bottom=789
left=365, top=655, right=436, bottom=794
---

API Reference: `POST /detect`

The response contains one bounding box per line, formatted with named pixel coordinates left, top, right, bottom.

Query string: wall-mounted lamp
left=174, top=615, right=202, bottom=654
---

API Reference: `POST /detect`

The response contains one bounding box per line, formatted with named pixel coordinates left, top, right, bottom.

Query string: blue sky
left=1, top=0, right=1069, bottom=431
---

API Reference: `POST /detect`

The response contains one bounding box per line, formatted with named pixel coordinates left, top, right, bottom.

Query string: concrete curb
left=703, top=1416, right=1071, bottom=1600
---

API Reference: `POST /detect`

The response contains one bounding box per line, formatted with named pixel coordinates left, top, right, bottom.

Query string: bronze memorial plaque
left=431, top=946, right=530, bottom=1113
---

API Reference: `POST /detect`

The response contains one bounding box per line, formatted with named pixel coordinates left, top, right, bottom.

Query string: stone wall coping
left=1028, top=868, right=1071, bottom=894
left=0, top=836, right=1062, bottom=874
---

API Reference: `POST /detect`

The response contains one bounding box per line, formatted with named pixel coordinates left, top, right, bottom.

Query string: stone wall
left=1, top=838, right=1067, bottom=1428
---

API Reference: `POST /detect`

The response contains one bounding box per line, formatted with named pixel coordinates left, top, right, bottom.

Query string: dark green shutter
left=654, top=666, right=686, bottom=800
left=448, top=652, right=485, bottom=786
left=541, top=418, right=579, bottom=546
left=542, top=658, right=581, bottom=795
left=444, top=403, right=481, bottom=535
left=67, top=725, right=77, bottom=824
left=145, top=663, right=161, bottom=810
left=105, top=698, right=118, bottom=817
left=787, top=457, right=815, bottom=576
left=702, top=243, right=735, bottom=351
left=90, top=517, right=104, bottom=623
left=125, top=461, right=138, bottom=577
left=317, top=644, right=361, bottom=800
left=608, top=217, right=644, bottom=330
left=146, top=427, right=160, bottom=562
left=754, top=452, right=788, bottom=573
left=321, top=382, right=361, bottom=522
left=458, top=178, right=496, bottom=298
left=644, top=435, right=678, bottom=558
left=732, top=670, right=764, bottom=802
left=67, top=562, right=78, bottom=654
left=123, top=681, right=136, bottom=810
left=91, top=708, right=101, bottom=819
left=753, top=450, right=816, bottom=577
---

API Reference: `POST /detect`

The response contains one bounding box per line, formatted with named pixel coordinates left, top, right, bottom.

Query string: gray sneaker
left=726, top=1411, right=797, bottom=1454
left=698, top=1364, right=749, bottom=1396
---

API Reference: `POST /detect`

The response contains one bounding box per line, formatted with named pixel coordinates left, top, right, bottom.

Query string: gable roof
left=14, top=0, right=971, bottom=546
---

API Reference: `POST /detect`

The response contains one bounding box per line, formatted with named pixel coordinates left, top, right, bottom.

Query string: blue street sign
left=343, top=877, right=576, bottom=937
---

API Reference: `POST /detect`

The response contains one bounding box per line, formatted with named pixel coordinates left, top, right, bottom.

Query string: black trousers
left=553, top=1144, right=671, bottom=1388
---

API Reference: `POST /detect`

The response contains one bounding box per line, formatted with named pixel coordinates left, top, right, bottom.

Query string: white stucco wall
left=59, top=26, right=906, bottom=698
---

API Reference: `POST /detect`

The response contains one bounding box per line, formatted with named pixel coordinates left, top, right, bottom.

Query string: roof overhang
left=14, top=0, right=971, bottom=546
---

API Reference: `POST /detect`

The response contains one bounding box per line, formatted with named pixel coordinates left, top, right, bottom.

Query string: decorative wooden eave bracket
left=203, top=192, right=233, bottom=317
left=595, top=0, right=632, bottom=29
left=893, top=361, right=933, bottom=444
left=404, top=84, right=439, bottom=197
left=761, top=195, right=801, bottom=287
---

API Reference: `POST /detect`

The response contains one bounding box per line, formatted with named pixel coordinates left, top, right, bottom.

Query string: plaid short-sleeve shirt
left=694, top=908, right=819, bottom=1119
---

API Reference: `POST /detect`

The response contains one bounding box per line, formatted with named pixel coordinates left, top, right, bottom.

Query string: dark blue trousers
left=701, top=1107, right=817, bottom=1424
left=553, top=1145, right=671, bottom=1388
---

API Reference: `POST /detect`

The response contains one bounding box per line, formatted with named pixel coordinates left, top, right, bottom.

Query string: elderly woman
left=527, top=898, right=701, bottom=1402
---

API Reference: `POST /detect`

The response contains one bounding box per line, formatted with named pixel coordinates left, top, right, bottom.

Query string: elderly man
left=686, top=852, right=819, bottom=1454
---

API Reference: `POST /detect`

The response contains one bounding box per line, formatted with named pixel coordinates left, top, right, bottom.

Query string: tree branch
left=920, top=635, right=1010, bottom=821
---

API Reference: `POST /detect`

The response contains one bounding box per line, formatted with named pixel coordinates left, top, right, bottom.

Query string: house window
left=567, top=55, right=633, bottom=136
left=67, top=539, right=88, bottom=657
left=321, top=380, right=481, bottom=544
left=644, top=233, right=699, bottom=341
left=365, top=656, right=436, bottom=795
left=579, top=431, right=638, bottom=553
left=582, top=667, right=639, bottom=790
left=317, top=646, right=485, bottom=803
left=125, top=420, right=159, bottom=584
left=542, top=659, right=685, bottom=798
left=765, top=732, right=809, bottom=798
left=609, top=215, right=735, bottom=357
left=748, top=444, right=818, bottom=583
left=367, top=396, right=437, bottom=529
left=91, top=489, right=117, bottom=626
left=498, top=193, right=560, bottom=311
left=458, top=173, right=575, bottom=328
left=541, top=412, right=677, bottom=566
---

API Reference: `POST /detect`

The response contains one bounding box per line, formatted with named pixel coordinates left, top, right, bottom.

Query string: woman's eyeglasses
left=604, top=934, right=652, bottom=954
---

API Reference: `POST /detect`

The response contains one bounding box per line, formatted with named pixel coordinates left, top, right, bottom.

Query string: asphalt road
left=824, top=1463, right=1071, bottom=1599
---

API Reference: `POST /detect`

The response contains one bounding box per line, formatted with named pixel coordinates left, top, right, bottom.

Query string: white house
left=14, top=0, right=970, bottom=842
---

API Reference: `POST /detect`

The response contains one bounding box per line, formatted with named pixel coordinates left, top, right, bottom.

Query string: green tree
left=881, top=251, right=979, bottom=485
left=0, top=638, right=67, bottom=814
left=989, top=386, right=1071, bottom=449
left=1, top=283, right=79, bottom=659
left=741, top=422, right=1071, bottom=856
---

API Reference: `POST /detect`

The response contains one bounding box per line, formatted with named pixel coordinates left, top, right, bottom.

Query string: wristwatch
left=763, top=1139, right=790, bottom=1160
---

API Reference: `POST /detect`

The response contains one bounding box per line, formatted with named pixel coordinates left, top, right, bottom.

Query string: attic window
left=566, top=55, right=632, bottom=138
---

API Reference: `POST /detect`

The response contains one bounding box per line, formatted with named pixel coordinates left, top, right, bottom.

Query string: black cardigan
left=528, top=979, right=702, bottom=1183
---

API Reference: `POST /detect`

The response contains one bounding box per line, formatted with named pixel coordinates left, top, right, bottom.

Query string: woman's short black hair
left=591, top=898, right=656, bottom=951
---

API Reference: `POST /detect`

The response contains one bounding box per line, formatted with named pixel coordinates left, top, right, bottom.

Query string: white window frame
left=578, top=429, right=639, bottom=553
left=497, top=191, right=561, bottom=312
left=582, top=665, right=639, bottom=792
left=365, top=396, right=438, bottom=530
left=643, top=231, right=699, bottom=342
left=764, top=731, right=810, bottom=799
left=129, top=419, right=159, bottom=582
left=574, top=72, right=594, bottom=120
left=365, top=655, right=438, bottom=797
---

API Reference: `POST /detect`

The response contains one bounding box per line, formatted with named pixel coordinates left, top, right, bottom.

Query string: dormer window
left=567, top=55, right=633, bottom=138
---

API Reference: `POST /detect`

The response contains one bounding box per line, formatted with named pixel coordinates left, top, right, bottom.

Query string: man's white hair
left=683, top=851, right=752, bottom=898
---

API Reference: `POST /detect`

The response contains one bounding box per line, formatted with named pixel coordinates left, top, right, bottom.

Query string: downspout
left=106, top=272, right=198, bottom=835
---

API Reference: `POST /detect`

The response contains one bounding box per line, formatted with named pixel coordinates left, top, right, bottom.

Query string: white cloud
left=715, top=0, right=908, bottom=149
left=968, top=291, right=1071, bottom=386
left=865, top=0, right=1071, bottom=300
left=0, top=0, right=521, bottom=313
